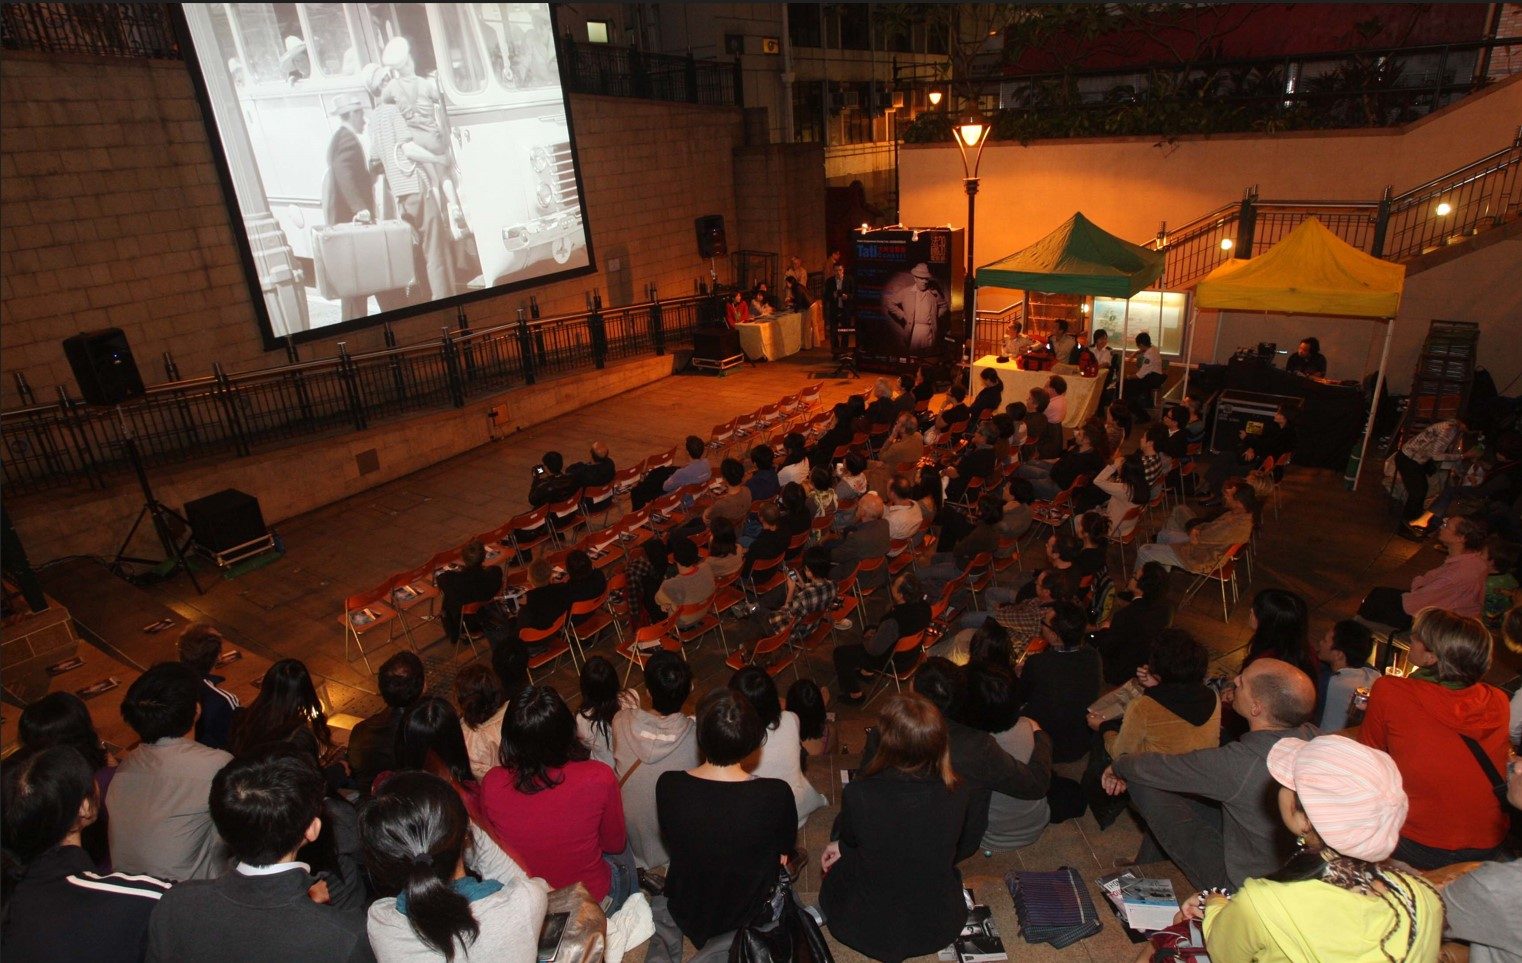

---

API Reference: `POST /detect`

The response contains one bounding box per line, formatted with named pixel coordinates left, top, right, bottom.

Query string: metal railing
left=1148, top=128, right=1522, bottom=288
left=972, top=299, right=1025, bottom=360
left=1, top=2, right=178, bottom=59
left=1, top=296, right=705, bottom=495
left=0, top=4, right=743, bottom=111
left=556, top=37, right=742, bottom=109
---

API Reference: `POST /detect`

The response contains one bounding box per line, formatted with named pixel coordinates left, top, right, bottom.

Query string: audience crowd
left=3, top=364, right=1520, bottom=963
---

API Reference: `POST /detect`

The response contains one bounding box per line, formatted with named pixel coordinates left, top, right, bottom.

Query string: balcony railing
left=557, top=38, right=743, bottom=109
left=2, top=296, right=706, bottom=495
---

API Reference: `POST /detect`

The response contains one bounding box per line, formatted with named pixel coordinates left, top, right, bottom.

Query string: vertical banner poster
left=851, top=228, right=962, bottom=369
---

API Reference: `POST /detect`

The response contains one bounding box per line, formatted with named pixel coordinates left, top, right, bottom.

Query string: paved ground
left=70, top=348, right=1521, bottom=960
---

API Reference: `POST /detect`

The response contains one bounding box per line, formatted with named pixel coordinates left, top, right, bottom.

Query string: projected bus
left=179, top=3, right=594, bottom=346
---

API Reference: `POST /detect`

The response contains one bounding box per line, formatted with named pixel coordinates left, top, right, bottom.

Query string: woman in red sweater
left=1359, top=607, right=1511, bottom=869
left=480, top=685, right=633, bottom=908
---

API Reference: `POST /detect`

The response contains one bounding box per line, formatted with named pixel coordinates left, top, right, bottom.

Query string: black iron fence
left=1, top=296, right=705, bottom=495
left=1149, top=128, right=1522, bottom=289
left=1, top=2, right=178, bottom=59
left=1, top=4, right=742, bottom=110
left=558, top=37, right=743, bottom=109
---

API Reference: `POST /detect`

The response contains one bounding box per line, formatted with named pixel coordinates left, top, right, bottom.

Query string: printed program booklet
left=1097, top=870, right=1180, bottom=932
left=937, top=889, right=1008, bottom=963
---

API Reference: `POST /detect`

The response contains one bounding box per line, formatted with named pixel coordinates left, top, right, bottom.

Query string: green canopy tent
left=975, top=212, right=1166, bottom=397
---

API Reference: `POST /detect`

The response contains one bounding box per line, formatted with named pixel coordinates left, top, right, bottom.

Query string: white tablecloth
left=736, top=311, right=810, bottom=361
left=973, top=355, right=1104, bottom=430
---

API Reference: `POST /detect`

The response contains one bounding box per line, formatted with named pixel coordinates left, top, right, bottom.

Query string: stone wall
left=734, top=143, right=829, bottom=280
left=0, top=51, right=745, bottom=405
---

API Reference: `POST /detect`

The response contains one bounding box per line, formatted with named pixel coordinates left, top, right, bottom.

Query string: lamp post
left=928, top=89, right=943, bottom=107
left=952, top=110, right=989, bottom=364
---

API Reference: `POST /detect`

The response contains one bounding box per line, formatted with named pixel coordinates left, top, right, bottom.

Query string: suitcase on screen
left=313, top=219, right=415, bottom=299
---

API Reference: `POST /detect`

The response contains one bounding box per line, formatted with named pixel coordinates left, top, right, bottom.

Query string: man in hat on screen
left=883, top=262, right=947, bottom=353
left=323, top=94, right=376, bottom=321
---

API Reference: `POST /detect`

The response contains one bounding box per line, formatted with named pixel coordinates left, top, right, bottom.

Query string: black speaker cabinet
left=695, top=214, right=727, bottom=259
left=62, top=328, right=145, bottom=405
left=184, top=489, right=267, bottom=554
left=693, top=329, right=742, bottom=362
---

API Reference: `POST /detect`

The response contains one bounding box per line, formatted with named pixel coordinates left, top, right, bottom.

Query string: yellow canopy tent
left=1188, top=218, right=1406, bottom=489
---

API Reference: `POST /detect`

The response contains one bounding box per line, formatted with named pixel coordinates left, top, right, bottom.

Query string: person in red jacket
left=1359, top=606, right=1511, bottom=869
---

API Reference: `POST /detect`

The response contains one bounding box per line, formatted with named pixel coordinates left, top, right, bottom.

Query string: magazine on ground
left=937, top=889, right=1007, bottom=963
left=1097, top=869, right=1180, bottom=932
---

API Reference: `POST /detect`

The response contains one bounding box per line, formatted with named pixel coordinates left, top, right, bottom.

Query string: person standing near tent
left=1123, top=332, right=1165, bottom=422
left=884, top=264, right=947, bottom=353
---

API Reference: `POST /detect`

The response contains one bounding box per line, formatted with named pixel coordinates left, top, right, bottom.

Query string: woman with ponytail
left=363, top=770, right=547, bottom=962
left=1185, top=736, right=1441, bottom=962
left=3, top=745, right=169, bottom=961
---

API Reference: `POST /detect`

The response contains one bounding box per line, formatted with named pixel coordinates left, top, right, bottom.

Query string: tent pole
left=1350, top=317, right=1396, bottom=492
left=1181, top=296, right=1197, bottom=398
left=1118, top=297, right=1132, bottom=400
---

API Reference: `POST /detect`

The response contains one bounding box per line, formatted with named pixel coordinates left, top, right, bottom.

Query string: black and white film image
left=181, top=3, right=592, bottom=342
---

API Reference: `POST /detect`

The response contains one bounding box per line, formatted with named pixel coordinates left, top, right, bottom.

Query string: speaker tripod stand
left=109, top=433, right=205, bottom=595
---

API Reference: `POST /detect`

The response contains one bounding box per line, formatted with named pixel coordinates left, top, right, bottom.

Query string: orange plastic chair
left=521, top=611, right=574, bottom=682
left=342, top=583, right=409, bottom=674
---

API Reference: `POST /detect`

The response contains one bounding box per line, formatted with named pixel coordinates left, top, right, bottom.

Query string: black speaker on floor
left=183, top=489, right=267, bottom=553
left=62, top=328, right=145, bottom=406
left=695, top=215, right=727, bottom=259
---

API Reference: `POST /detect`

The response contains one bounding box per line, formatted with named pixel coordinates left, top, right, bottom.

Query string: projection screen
left=177, top=3, right=595, bottom=348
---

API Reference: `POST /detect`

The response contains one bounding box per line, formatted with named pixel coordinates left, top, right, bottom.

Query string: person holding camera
left=528, top=450, right=582, bottom=508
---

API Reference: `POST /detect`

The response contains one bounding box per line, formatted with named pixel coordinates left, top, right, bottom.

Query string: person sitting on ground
left=527, top=450, right=582, bottom=508
left=704, top=517, right=744, bottom=580
left=656, top=537, right=716, bottom=628
left=731, top=667, right=828, bottom=826
left=348, top=652, right=425, bottom=799
left=229, top=658, right=334, bottom=761
left=1188, top=736, right=1440, bottom=962
left=1482, top=535, right=1520, bottom=628
left=146, top=745, right=373, bottom=963
left=647, top=689, right=797, bottom=963
left=178, top=622, right=240, bottom=751
left=701, top=457, right=751, bottom=529
left=1105, top=658, right=1318, bottom=889
left=1358, top=514, right=1490, bottom=630
left=924, top=383, right=970, bottom=446
left=746, top=444, right=780, bottom=502
left=1095, top=562, right=1174, bottom=685
left=385, top=698, right=481, bottom=807
left=1240, top=588, right=1318, bottom=680
left=1199, top=405, right=1295, bottom=504
left=455, top=663, right=507, bottom=781
left=611, top=652, right=698, bottom=870
left=661, top=436, right=712, bottom=494
left=108, top=662, right=233, bottom=881
left=776, top=433, right=810, bottom=488
left=1134, top=483, right=1256, bottom=578
left=968, top=367, right=1004, bottom=432
left=1044, top=374, right=1069, bottom=425
left=436, top=540, right=505, bottom=643
left=892, top=659, right=1052, bottom=856
left=1316, top=620, right=1379, bottom=732
left=820, top=693, right=978, bottom=962
left=2, top=746, right=169, bottom=962
left=574, top=656, right=629, bottom=769
left=834, top=571, right=933, bottom=704
left=1358, top=606, right=1511, bottom=869
left=961, top=660, right=1052, bottom=852
left=361, top=770, right=548, bottom=963
left=1018, top=602, right=1103, bottom=770
left=1436, top=750, right=1522, bottom=963
left=280, top=727, right=368, bottom=912
left=18, top=691, right=117, bottom=868
left=825, top=492, right=889, bottom=587
left=785, top=679, right=832, bottom=761
left=1101, top=630, right=1220, bottom=761
left=480, top=686, right=633, bottom=910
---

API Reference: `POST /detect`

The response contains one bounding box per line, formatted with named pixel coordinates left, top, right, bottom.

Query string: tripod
left=829, top=330, right=860, bottom=379
left=110, top=429, right=205, bottom=595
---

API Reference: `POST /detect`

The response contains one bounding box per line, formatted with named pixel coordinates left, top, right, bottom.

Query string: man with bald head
left=825, top=492, right=890, bottom=585
left=1103, top=658, right=1318, bottom=889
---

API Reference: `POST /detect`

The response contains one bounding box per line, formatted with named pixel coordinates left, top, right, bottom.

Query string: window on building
left=839, top=4, right=870, bottom=50
left=586, top=20, right=610, bottom=44
left=1091, top=292, right=1188, bottom=356
left=235, top=2, right=300, bottom=84
left=438, top=3, right=486, bottom=94
left=794, top=81, right=824, bottom=143
left=304, top=3, right=357, bottom=77
left=787, top=3, right=821, bottom=48
left=724, top=32, right=745, bottom=56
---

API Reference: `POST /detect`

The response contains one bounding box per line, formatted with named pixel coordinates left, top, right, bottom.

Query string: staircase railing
left=1148, top=127, right=1522, bottom=288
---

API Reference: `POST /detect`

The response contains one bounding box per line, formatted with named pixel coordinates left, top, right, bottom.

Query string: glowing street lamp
left=928, top=89, right=943, bottom=107
left=953, top=111, right=991, bottom=361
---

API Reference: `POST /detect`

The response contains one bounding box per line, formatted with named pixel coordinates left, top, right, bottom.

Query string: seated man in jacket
left=527, top=450, right=583, bottom=508
left=944, top=422, right=1000, bottom=502
left=1102, top=658, right=1317, bottom=889
left=1133, top=484, right=1257, bottom=578
left=824, top=493, right=890, bottom=584
left=436, top=540, right=504, bottom=643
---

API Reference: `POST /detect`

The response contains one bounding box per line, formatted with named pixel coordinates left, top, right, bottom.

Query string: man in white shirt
left=884, top=477, right=923, bottom=548
left=1090, top=329, right=1112, bottom=371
